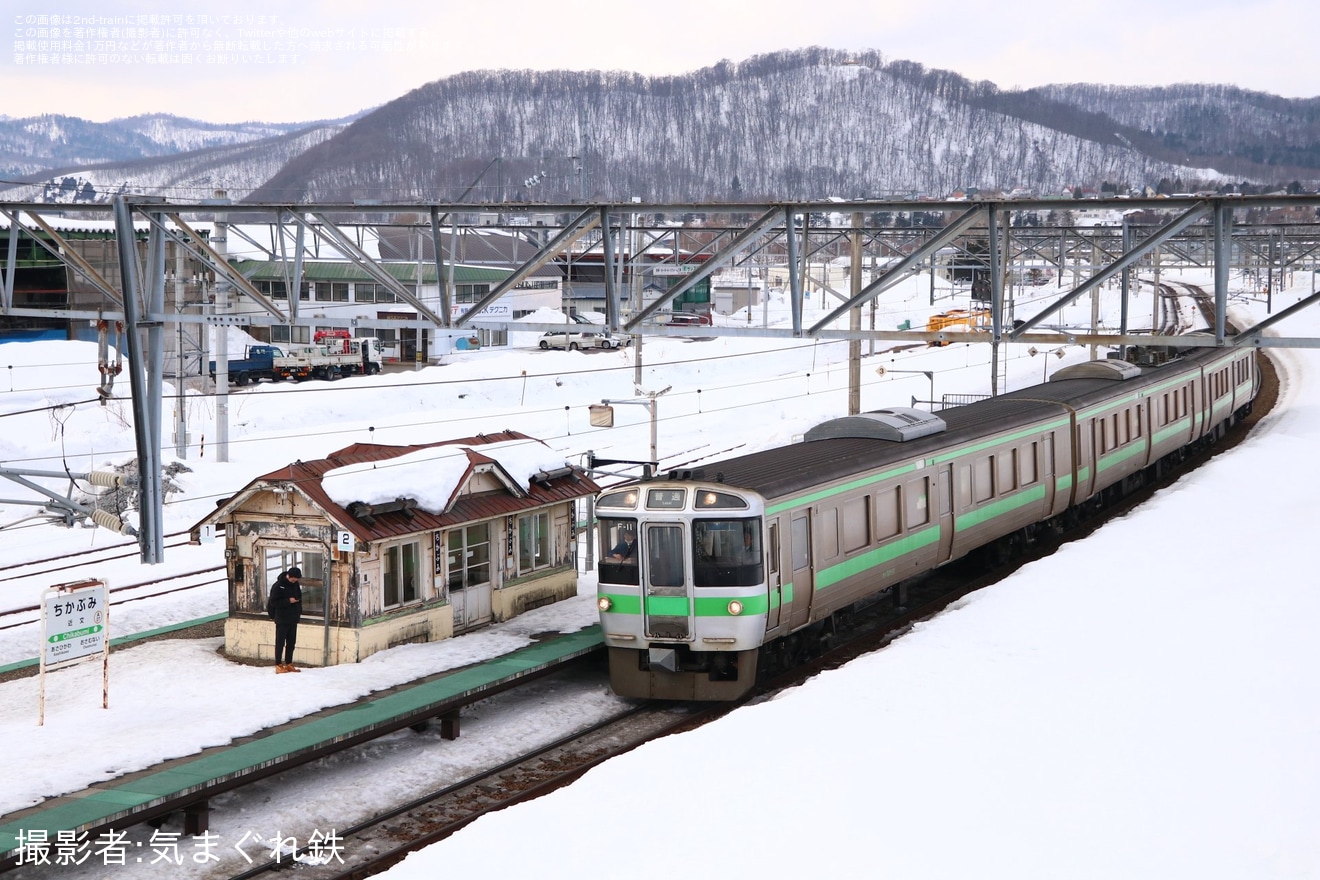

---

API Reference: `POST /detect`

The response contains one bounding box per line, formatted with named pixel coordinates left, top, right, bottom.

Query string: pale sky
left=6, top=0, right=1316, bottom=124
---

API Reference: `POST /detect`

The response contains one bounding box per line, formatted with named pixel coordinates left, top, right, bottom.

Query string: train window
left=646, top=524, right=685, bottom=588
left=997, top=451, right=1015, bottom=493
left=820, top=507, right=840, bottom=559
left=904, top=479, right=929, bottom=527
left=598, top=489, right=639, bottom=510
left=768, top=523, right=779, bottom=575
left=1020, top=445, right=1037, bottom=486
left=693, top=518, right=763, bottom=587
left=842, top=496, right=870, bottom=552
left=973, top=456, right=994, bottom=503
left=878, top=486, right=901, bottom=537
left=598, top=518, right=639, bottom=586
left=695, top=489, right=748, bottom=509
left=791, top=516, right=811, bottom=572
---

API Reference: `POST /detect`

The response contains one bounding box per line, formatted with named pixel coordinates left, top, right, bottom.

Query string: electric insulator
left=90, top=509, right=135, bottom=534
left=86, top=471, right=124, bottom=488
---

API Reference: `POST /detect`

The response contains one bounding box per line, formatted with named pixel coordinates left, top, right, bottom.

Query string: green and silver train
left=596, top=345, right=1260, bottom=699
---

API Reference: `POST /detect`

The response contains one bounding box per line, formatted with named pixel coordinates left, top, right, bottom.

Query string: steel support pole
left=112, top=197, right=162, bottom=563
left=1215, top=203, right=1232, bottom=343
left=785, top=208, right=802, bottom=335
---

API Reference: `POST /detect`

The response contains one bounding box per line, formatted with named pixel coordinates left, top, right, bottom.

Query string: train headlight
left=597, top=596, right=613, bottom=612
left=727, top=600, right=744, bottom=616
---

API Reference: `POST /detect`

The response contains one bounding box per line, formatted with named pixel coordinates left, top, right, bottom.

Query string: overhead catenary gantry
left=4, top=193, right=1320, bottom=563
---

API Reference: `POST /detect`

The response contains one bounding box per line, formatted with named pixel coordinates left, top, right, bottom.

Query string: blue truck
left=207, top=345, right=285, bottom=386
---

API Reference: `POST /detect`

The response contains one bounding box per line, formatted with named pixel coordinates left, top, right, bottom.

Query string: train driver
left=742, top=529, right=758, bottom=561
left=609, top=527, right=637, bottom=562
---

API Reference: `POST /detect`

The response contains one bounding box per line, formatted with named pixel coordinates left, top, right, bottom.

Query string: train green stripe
left=953, top=484, right=1047, bottom=530
left=645, top=595, right=690, bottom=616
left=814, top=525, right=941, bottom=590
left=600, top=591, right=773, bottom=618
left=930, top=417, right=1071, bottom=464
left=695, top=594, right=770, bottom=616
left=600, top=593, right=641, bottom=615
left=766, top=462, right=918, bottom=515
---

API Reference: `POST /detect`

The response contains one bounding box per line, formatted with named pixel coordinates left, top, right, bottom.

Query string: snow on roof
left=0, top=214, right=140, bottom=234
left=321, top=437, right=569, bottom=513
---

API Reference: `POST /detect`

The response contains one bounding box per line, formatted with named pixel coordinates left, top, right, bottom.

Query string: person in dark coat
left=269, top=567, right=303, bottom=673
left=609, top=528, right=636, bottom=561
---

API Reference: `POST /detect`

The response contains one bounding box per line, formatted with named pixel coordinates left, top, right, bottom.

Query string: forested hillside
left=7, top=48, right=1319, bottom=204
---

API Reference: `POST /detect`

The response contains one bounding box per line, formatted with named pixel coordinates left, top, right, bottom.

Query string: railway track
left=0, top=531, right=196, bottom=585
left=223, top=702, right=711, bottom=880
left=0, top=567, right=226, bottom=634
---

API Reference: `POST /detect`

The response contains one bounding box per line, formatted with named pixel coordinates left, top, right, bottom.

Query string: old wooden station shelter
left=190, top=431, right=597, bottom=667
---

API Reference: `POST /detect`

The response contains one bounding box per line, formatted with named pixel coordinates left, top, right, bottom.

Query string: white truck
left=274, top=331, right=384, bottom=381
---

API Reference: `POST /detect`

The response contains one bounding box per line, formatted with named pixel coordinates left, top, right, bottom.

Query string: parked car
left=539, top=315, right=632, bottom=350
left=657, top=312, right=712, bottom=327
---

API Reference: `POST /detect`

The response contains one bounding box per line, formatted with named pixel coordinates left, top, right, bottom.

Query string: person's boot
left=275, top=663, right=290, bottom=673
left=287, top=664, right=301, bottom=672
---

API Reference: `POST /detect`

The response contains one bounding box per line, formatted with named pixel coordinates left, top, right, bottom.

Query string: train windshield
left=692, top=517, right=763, bottom=587
left=598, top=517, right=639, bottom=586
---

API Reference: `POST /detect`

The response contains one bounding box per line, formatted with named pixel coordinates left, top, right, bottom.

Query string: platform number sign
left=337, top=530, right=356, bottom=552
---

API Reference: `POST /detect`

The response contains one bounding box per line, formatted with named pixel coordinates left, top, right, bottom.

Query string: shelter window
left=447, top=524, right=491, bottom=592
left=264, top=548, right=325, bottom=619
left=383, top=540, right=420, bottom=608
left=518, top=511, right=551, bottom=574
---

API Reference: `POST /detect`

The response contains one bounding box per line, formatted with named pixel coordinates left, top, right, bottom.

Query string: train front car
left=596, top=482, right=769, bottom=700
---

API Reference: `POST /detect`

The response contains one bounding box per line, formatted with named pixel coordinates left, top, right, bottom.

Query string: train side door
left=1040, top=433, right=1057, bottom=515
left=765, top=521, right=783, bottom=631
left=642, top=523, right=691, bottom=641
left=787, top=511, right=814, bottom=630
left=936, top=465, right=955, bottom=564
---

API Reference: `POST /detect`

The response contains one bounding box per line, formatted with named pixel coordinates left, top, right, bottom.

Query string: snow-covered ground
left=2, top=269, right=1317, bottom=879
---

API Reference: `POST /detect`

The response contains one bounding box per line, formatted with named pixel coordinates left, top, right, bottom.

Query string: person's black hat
left=287, top=567, right=302, bottom=578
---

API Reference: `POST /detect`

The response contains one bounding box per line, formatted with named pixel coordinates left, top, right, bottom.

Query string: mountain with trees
left=5, top=48, right=1319, bottom=204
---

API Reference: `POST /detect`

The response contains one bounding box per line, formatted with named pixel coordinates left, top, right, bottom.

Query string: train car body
left=596, top=346, right=1259, bottom=700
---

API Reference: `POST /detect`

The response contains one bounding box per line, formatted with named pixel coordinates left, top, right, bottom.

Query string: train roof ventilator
left=804, top=407, right=948, bottom=442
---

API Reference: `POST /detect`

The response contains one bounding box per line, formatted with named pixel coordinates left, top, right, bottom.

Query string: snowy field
left=1, top=267, right=1317, bottom=878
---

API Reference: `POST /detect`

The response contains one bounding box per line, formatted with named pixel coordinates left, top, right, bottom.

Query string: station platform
left=0, top=625, right=603, bottom=865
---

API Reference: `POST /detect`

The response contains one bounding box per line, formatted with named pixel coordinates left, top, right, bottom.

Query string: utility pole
left=212, top=191, right=230, bottom=463
left=848, top=212, right=862, bottom=415
left=172, top=235, right=188, bottom=458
